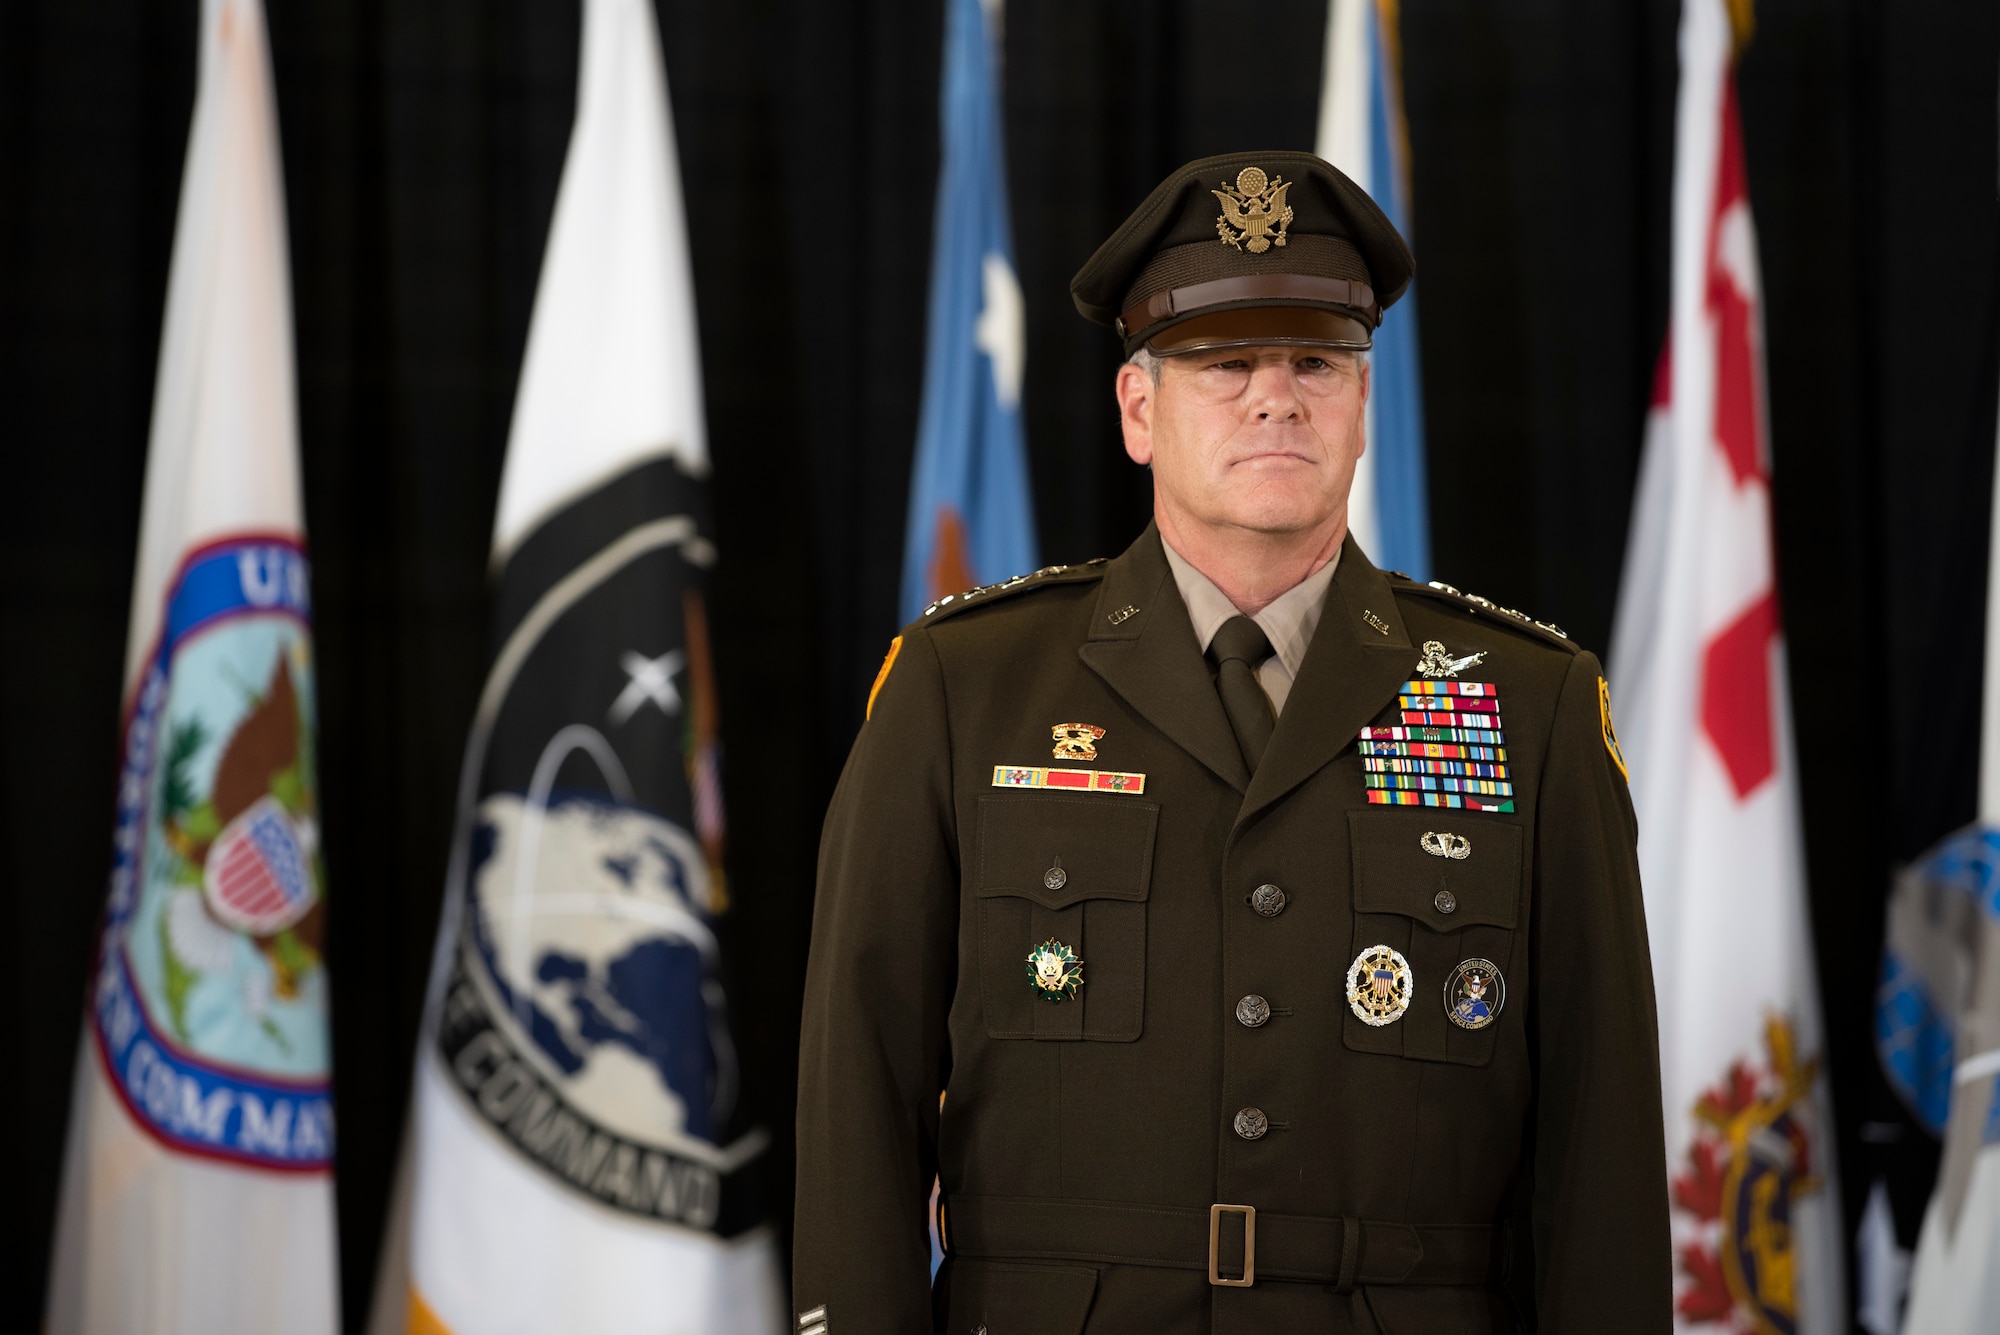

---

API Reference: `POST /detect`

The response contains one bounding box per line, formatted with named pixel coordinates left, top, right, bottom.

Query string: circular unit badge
left=1444, top=958, right=1506, bottom=1031
left=1346, top=944, right=1413, bottom=1026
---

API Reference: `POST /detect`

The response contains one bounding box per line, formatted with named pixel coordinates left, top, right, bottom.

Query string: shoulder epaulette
left=918, top=559, right=1110, bottom=625
left=1390, top=575, right=1579, bottom=654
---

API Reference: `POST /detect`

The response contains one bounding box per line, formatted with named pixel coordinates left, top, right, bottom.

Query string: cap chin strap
left=1117, top=274, right=1380, bottom=344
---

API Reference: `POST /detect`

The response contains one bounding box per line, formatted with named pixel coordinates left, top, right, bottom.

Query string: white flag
left=1312, top=0, right=1432, bottom=579
left=377, top=1, right=785, bottom=1331
left=1607, top=0, right=1845, bottom=1330
left=45, top=1, right=340, bottom=1331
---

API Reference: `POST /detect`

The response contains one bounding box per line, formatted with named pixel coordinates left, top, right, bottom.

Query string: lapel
left=1237, top=534, right=1416, bottom=825
left=1079, top=524, right=1251, bottom=794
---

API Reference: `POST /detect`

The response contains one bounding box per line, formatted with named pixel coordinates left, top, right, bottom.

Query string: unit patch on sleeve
left=1598, top=675, right=1629, bottom=783
left=865, top=635, right=902, bottom=721
left=1357, top=678, right=1515, bottom=813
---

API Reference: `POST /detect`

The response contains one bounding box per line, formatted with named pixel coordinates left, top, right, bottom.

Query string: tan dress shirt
left=1161, top=538, right=1339, bottom=717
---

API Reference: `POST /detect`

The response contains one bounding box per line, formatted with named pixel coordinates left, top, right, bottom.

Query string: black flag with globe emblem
left=383, top=0, right=784, bottom=1328
left=436, top=458, right=758, bottom=1229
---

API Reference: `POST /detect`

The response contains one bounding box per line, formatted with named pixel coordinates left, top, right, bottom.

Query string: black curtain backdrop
left=3, top=2, right=1995, bottom=1330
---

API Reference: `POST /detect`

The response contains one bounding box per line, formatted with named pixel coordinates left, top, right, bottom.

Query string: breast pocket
left=1343, top=809, right=1523, bottom=1066
left=973, top=794, right=1157, bottom=1041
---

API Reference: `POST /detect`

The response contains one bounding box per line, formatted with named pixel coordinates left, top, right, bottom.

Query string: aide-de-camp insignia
left=1052, top=722, right=1106, bottom=762
left=1416, top=639, right=1486, bottom=679
left=1213, top=167, right=1293, bottom=254
left=1347, top=944, right=1412, bottom=1026
left=1026, top=938, right=1084, bottom=1003
left=1445, top=958, right=1506, bottom=1030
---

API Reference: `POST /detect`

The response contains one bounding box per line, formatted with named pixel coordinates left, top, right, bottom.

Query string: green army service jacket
left=794, top=526, right=1671, bottom=1334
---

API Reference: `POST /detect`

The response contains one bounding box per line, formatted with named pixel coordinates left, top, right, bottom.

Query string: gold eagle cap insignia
left=1214, top=166, right=1294, bottom=254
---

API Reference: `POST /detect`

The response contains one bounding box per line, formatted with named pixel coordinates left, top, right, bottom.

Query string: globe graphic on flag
left=466, top=792, right=729, bottom=1146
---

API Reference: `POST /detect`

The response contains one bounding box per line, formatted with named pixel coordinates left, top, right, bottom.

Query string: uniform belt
left=942, top=1194, right=1498, bottom=1291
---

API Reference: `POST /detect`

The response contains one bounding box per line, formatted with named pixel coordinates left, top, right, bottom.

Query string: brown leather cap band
left=1118, top=274, right=1380, bottom=342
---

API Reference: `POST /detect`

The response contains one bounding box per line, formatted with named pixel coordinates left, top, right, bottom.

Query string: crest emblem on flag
left=205, top=796, right=315, bottom=935
left=1670, top=1016, right=1825, bottom=1331
left=89, top=540, right=333, bottom=1168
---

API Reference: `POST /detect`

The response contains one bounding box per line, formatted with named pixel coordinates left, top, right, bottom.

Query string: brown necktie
left=1209, top=615, right=1276, bottom=772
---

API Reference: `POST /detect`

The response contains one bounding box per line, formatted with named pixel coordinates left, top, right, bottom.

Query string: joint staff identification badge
left=1026, top=939, right=1084, bottom=1002
left=1347, top=945, right=1412, bottom=1026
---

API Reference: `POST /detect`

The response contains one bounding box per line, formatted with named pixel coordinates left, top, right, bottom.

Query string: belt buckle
left=1208, top=1203, right=1256, bottom=1287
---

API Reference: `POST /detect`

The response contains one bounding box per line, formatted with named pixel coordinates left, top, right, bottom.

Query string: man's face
left=1116, top=345, right=1368, bottom=543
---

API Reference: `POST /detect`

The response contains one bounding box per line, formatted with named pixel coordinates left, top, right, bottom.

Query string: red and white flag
left=1608, top=0, right=1845, bottom=1331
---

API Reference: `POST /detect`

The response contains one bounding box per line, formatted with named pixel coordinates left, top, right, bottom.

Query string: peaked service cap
left=1071, top=150, right=1414, bottom=356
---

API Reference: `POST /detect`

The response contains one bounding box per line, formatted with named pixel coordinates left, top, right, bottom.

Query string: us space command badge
left=1026, top=939, right=1084, bottom=1003
left=1347, top=944, right=1412, bottom=1026
left=1445, top=958, right=1506, bottom=1030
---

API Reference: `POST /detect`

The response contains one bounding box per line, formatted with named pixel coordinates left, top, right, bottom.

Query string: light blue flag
left=901, top=0, right=1037, bottom=625
left=1315, top=0, right=1430, bottom=581
left=1363, top=8, right=1431, bottom=580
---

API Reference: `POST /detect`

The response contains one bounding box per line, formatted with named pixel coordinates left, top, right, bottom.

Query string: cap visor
left=1145, top=306, right=1373, bottom=355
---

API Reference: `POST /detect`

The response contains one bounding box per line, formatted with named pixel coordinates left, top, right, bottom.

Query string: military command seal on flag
left=91, top=538, right=333, bottom=1168
left=430, top=459, right=764, bottom=1233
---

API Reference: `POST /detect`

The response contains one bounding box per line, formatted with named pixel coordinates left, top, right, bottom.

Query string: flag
left=379, top=0, right=783, bottom=1330
left=44, top=1, right=340, bottom=1330
left=1881, top=383, right=2000, bottom=1331
left=900, top=0, right=1037, bottom=623
left=1606, top=0, right=1846, bottom=1330
left=1314, top=0, right=1431, bottom=580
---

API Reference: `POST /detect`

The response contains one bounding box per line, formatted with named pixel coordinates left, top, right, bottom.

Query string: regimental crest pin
left=1445, top=958, right=1506, bottom=1030
left=1052, top=722, right=1106, bottom=762
left=1026, top=938, right=1084, bottom=1003
left=1416, top=639, right=1486, bottom=679
left=1347, top=944, right=1412, bottom=1026
left=1213, top=167, right=1293, bottom=253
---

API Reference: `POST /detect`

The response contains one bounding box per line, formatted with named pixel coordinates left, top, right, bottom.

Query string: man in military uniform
left=794, top=151, right=1671, bottom=1333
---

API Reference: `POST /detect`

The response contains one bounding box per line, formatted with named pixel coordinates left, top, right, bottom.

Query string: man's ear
left=1116, top=362, right=1154, bottom=466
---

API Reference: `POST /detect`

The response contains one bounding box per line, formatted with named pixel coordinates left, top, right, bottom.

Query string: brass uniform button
left=1434, top=889, right=1457, bottom=915
left=1249, top=883, right=1287, bottom=917
left=1233, top=1107, right=1270, bottom=1140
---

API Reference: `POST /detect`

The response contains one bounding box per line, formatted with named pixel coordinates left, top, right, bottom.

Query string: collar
left=1160, top=537, right=1340, bottom=675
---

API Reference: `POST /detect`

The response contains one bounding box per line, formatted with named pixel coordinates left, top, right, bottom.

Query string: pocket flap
left=1349, top=810, right=1522, bottom=930
left=975, top=795, right=1158, bottom=909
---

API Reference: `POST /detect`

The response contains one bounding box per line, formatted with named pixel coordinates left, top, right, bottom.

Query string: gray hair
left=1126, top=344, right=1367, bottom=385
left=1126, top=345, right=1164, bottom=386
